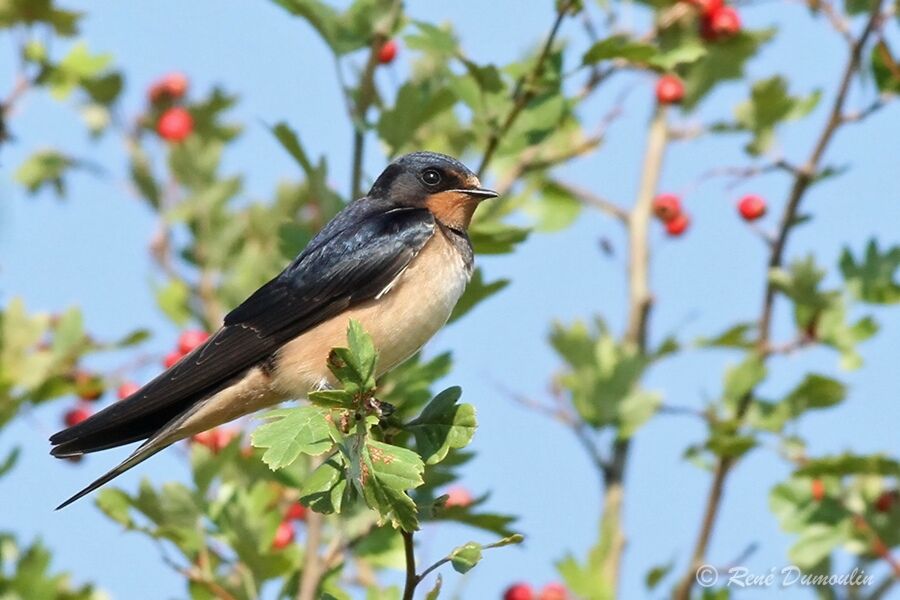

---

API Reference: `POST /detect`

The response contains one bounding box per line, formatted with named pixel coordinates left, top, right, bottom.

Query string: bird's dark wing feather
left=50, top=205, right=435, bottom=455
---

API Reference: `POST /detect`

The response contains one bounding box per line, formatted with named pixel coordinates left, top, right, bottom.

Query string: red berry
left=539, top=583, right=568, bottom=600
left=285, top=501, right=307, bottom=521
left=191, top=428, right=235, bottom=453
left=157, top=107, right=193, bottom=142
left=874, top=490, right=898, bottom=513
left=191, top=430, right=215, bottom=449
left=117, top=381, right=140, bottom=401
left=378, top=40, right=398, bottom=64
left=178, top=329, right=209, bottom=356
left=504, top=583, right=534, bottom=600
left=64, top=406, right=91, bottom=428
left=652, top=193, right=682, bottom=223
left=688, top=0, right=724, bottom=15
left=74, top=371, right=103, bottom=401
left=665, top=213, right=690, bottom=236
left=444, top=486, right=474, bottom=509
left=811, top=479, right=826, bottom=502
left=148, top=72, right=189, bottom=103
left=163, top=350, right=182, bottom=369
left=737, top=194, right=767, bottom=221
left=702, top=6, right=741, bottom=40
left=655, top=75, right=685, bottom=105
left=272, top=521, right=295, bottom=550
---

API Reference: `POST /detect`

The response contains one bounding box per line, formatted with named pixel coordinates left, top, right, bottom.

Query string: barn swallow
left=50, top=151, right=497, bottom=509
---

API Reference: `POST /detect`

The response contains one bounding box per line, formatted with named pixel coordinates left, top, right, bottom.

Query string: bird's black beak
left=453, top=187, right=499, bottom=200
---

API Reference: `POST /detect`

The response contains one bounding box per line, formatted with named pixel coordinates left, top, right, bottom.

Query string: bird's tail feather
left=55, top=438, right=168, bottom=510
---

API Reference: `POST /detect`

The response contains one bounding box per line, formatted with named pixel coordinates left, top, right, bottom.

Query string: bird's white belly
left=271, top=230, right=470, bottom=395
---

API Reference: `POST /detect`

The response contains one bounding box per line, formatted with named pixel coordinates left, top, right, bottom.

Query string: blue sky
left=1, top=1, right=899, bottom=598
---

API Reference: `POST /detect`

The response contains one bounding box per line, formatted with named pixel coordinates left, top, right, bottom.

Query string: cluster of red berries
left=504, top=582, right=568, bottom=600
left=271, top=501, right=309, bottom=550
left=148, top=72, right=194, bottom=142
left=60, top=329, right=210, bottom=462
left=812, top=478, right=899, bottom=514
left=652, top=193, right=690, bottom=237
left=688, top=0, right=742, bottom=41
left=651, top=192, right=768, bottom=238
left=164, top=329, right=210, bottom=369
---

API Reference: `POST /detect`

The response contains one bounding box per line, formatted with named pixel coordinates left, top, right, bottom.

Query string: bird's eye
left=421, top=168, right=442, bottom=187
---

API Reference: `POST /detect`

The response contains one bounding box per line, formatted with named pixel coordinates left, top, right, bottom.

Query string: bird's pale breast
left=271, top=227, right=470, bottom=395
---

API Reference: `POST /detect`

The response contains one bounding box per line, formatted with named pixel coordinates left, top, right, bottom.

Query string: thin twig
left=557, top=181, right=629, bottom=223
left=476, top=0, right=576, bottom=178
left=401, top=530, right=417, bottom=600
left=348, top=0, right=402, bottom=200
left=297, top=458, right=326, bottom=600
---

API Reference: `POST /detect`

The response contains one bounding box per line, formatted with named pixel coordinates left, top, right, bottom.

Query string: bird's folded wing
left=49, top=206, right=436, bottom=452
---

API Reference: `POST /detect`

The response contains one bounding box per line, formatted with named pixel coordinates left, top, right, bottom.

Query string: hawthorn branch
left=297, top=456, right=326, bottom=600
left=476, top=0, right=577, bottom=178
left=348, top=0, right=402, bottom=200
left=673, top=4, right=887, bottom=598
left=557, top=181, right=629, bottom=224
left=401, top=530, right=417, bottom=600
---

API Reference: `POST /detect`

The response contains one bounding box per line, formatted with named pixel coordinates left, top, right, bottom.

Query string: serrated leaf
left=839, top=240, right=900, bottom=304
left=252, top=407, right=332, bottom=470
left=723, top=355, right=766, bottom=409
left=583, top=36, right=657, bottom=65
left=407, top=387, right=476, bottom=465
left=361, top=440, right=425, bottom=530
left=300, top=457, right=348, bottom=514
left=796, top=454, right=900, bottom=478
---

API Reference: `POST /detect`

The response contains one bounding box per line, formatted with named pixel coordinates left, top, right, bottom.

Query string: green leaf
left=269, top=121, right=316, bottom=175
left=723, top=355, right=766, bottom=410
left=95, top=488, right=134, bottom=527
left=839, top=240, right=900, bottom=304
left=405, top=21, right=459, bottom=57
left=616, top=389, right=661, bottom=439
left=872, top=41, right=900, bottom=94
left=523, top=180, right=582, bottom=233
left=378, top=81, right=457, bottom=155
left=683, top=29, right=775, bottom=110
left=468, top=221, right=530, bottom=255
left=695, top=323, right=756, bottom=349
left=44, top=42, right=113, bottom=100
left=407, top=387, right=476, bottom=465
left=252, top=407, right=333, bottom=470
left=449, top=542, right=482, bottom=574
left=789, top=523, right=849, bottom=569
left=649, top=41, right=707, bottom=70
left=0, top=447, right=21, bottom=479
left=15, top=149, right=74, bottom=197
left=449, top=269, right=509, bottom=323
left=271, top=0, right=393, bottom=55
left=733, top=76, right=821, bottom=155
left=785, top=374, right=845, bottom=411
left=360, top=440, right=425, bottom=530
left=301, top=458, right=349, bottom=514
left=155, top=279, right=192, bottom=325
left=796, top=454, right=900, bottom=478
left=424, top=574, right=443, bottom=600
left=0, top=0, right=82, bottom=36
left=582, top=35, right=657, bottom=65
left=645, top=559, right=674, bottom=590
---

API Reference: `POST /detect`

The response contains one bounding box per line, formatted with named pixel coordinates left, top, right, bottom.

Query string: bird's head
left=369, top=151, right=498, bottom=231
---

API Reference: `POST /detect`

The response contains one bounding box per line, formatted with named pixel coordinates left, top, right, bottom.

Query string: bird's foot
left=364, top=396, right=395, bottom=420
